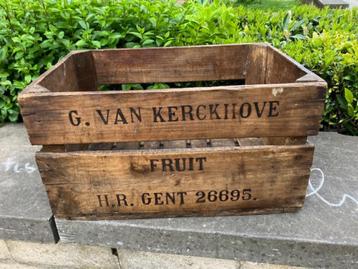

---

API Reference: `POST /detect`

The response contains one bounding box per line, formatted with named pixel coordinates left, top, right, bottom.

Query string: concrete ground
left=0, top=240, right=307, bottom=269
left=347, top=0, right=358, bottom=7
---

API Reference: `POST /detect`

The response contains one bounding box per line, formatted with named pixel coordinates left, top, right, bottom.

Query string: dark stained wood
left=36, top=143, right=314, bottom=219
left=73, top=52, right=97, bottom=91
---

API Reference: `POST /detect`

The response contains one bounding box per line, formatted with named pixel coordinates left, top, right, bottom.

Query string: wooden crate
left=18, top=44, right=327, bottom=220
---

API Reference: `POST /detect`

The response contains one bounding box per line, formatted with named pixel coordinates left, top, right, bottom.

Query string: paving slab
left=303, top=0, right=350, bottom=8
left=347, top=0, right=358, bottom=7
left=117, top=249, right=239, bottom=269
left=5, top=240, right=119, bottom=269
left=0, top=124, right=357, bottom=267
left=0, top=124, right=55, bottom=242
left=0, top=240, right=11, bottom=261
left=117, top=249, right=306, bottom=269
left=317, top=0, right=349, bottom=8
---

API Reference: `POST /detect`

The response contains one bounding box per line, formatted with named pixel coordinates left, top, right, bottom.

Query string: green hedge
left=0, top=0, right=357, bottom=134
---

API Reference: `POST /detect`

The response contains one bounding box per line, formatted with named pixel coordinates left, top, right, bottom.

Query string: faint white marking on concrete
left=0, top=157, right=37, bottom=175
left=307, top=168, right=358, bottom=208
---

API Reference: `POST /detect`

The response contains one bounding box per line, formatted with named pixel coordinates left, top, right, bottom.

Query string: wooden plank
left=262, top=137, right=307, bottom=145
left=35, top=52, right=97, bottom=92
left=266, top=45, right=307, bottom=84
left=91, top=44, right=254, bottom=84
left=73, top=52, right=97, bottom=91
left=19, top=83, right=326, bottom=145
left=238, top=137, right=307, bottom=146
left=36, top=144, right=314, bottom=219
left=39, top=55, right=79, bottom=92
left=245, top=45, right=267, bottom=84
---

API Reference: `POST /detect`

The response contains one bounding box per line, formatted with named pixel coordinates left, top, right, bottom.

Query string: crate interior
left=38, top=44, right=309, bottom=92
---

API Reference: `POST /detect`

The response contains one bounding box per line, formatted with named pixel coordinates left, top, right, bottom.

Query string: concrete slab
left=303, top=0, right=350, bottom=8
left=0, top=261, right=41, bottom=269
left=0, top=240, right=11, bottom=261
left=117, top=249, right=306, bottom=269
left=56, top=132, right=358, bottom=268
left=117, top=249, right=239, bottom=269
left=5, top=240, right=119, bottom=269
left=0, top=124, right=55, bottom=242
left=347, top=0, right=358, bottom=7
left=318, top=0, right=349, bottom=8
left=1, top=124, right=357, bottom=267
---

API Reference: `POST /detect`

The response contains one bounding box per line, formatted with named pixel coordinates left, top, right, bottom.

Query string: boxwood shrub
left=0, top=0, right=357, bottom=134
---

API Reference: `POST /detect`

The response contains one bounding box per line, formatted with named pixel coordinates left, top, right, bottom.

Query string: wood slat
left=92, top=44, right=253, bottom=84
left=36, top=144, right=314, bottom=219
left=19, top=83, right=325, bottom=145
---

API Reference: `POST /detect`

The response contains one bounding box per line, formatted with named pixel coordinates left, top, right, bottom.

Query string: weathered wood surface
left=92, top=45, right=251, bottom=84
left=18, top=44, right=325, bottom=219
left=37, top=143, right=314, bottom=219
left=18, top=44, right=326, bottom=145
left=19, top=83, right=325, bottom=145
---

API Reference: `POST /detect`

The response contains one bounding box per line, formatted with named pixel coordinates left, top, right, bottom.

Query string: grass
left=241, top=0, right=300, bottom=9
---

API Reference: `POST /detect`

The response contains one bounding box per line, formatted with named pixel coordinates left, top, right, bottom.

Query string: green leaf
left=79, top=20, right=88, bottom=30
left=92, top=40, right=101, bottom=48
left=58, top=31, right=65, bottom=39
left=283, top=11, right=291, bottom=31
left=347, top=104, right=354, bottom=117
left=25, top=75, right=32, bottom=84
left=164, top=40, right=173, bottom=47
left=8, top=112, right=18, bottom=122
left=110, top=33, right=123, bottom=40
left=344, top=88, right=354, bottom=104
left=121, top=83, right=143, bottom=91
left=291, top=34, right=305, bottom=40
left=337, top=95, right=347, bottom=110
left=142, top=39, right=154, bottom=46
left=75, top=40, right=87, bottom=47
left=0, top=72, right=9, bottom=79
left=129, top=32, right=143, bottom=39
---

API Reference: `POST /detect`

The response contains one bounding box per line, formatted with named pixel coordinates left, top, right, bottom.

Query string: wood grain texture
left=33, top=52, right=97, bottom=92
left=19, top=83, right=325, bottom=145
left=36, top=143, right=314, bottom=219
left=40, top=55, right=78, bottom=92
left=265, top=44, right=325, bottom=84
left=92, top=44, right=252, bottom=84
left=18, top=44, right=327, bottom=145
left=18, top=44, right=325, bottom=220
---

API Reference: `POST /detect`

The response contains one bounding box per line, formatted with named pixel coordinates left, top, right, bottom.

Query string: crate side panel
left=20, top=84, right=325, bottom=145
left=92, top=45, right=251, bottom=84
left=265, top=48, right=307, bottom=84
left=245, top=45, right=267, bottom=85
left=39, top=56, right=79, bottom=92
left=73, top=52, right=97, bottom=91
left=37, top=145, right=314, bottom=219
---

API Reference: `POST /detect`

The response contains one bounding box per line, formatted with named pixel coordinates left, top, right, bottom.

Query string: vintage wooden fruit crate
left=18, top=44, right=327, bottom=220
